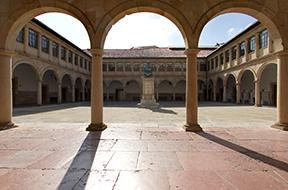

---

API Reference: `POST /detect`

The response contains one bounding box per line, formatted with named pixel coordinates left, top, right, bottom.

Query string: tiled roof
left=103, top=46, right=215, bottom=59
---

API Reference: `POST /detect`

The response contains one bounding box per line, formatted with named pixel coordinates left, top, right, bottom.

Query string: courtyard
left=0, top=102, right=287, bottom=189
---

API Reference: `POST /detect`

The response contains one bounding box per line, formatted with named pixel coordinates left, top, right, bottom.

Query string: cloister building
left=1, top=0, right=288, bottom=132
left=12, top=19, right=278, bottom=110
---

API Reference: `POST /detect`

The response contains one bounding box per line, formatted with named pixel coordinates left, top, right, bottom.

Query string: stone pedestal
left=138, top=77, right=159, bottom=108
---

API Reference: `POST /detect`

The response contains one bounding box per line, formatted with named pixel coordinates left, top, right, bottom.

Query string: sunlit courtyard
left=0, top=103, right=287, bottom=189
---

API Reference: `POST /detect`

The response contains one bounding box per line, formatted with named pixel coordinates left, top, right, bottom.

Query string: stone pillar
left=255, top=33, right=260, bottom=58
left=72, top=84, right=75, bottom=102
left=223, top=85, right=227, bottom=102
left=24, top=27, right=29, bottom=53
left=236, top=44, right=240, bottom=65
left=37, top=80, right=42, bottom=106
left=268, top=34, right=274, bottom=53
left=255, top=80, right=261, bottom=107
left=58, top=83, right=62, bottom=104
left=87, top=49, right=107, bottom=131
left=236, top=82, right=241, bottom=104
left=184, top=49, right=202, bottom=132
left=0, top=51, right=15, bottom=129
left=38, top=33, right=41, bottom=57
left=272, top=52, right=288, bottom=130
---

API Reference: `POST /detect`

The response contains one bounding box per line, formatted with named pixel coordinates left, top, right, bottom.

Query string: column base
left=271, top=122, right=288, bottom=131
left=0, top=122, right=17, bottom=131
left=86, top=123, right=107, bottom=131
left=183, top=123, right=203, bottom=132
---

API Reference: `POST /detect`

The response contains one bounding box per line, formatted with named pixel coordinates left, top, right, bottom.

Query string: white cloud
left=227, top=27, right=244, bottom=39
left=104, top=13, right=185, bottom=49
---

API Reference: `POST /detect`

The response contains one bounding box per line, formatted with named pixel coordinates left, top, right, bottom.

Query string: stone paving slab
left=0, top=103, right=286, bottom=189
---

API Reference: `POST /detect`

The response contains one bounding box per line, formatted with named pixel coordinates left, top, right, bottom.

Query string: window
left=41, top=36, right=49, bottom=53
left=211, top=59, right=214, bottom=70
left=68, top=51, right=73, bottom=63
left=84, top=59, right=88, bottom=70
left=231, top=46, right=237, bottom=60
left=200, top=63, right=206, bottom=71
left=249, top=36, right=256, bottom=52
left=28, top=29, right=38, bottom=48
left=52, top=42, right=59, bottom=57
left=80, top=57, right=83, bottom=68
left=259, top=29, right=268, bottom=49
left=74, top=54, right=78, bottom=65
left=239, top=41, right=245, bottom=57
left=207, top=61, right=210, bottom=71
left=167, top=64, right=174, bottom=72
left=215, top=57, right=218, bottom=68
left=116, top=64, right=124, bottom=71
left=220, top=54, right=224, bottom=65
left=16, top=29, right=24, bottom=43
left=103, top=64, right=107, bottom=72
left=61, top=47, right=67, bottom=61
left=225, top=50, right=230, bottom=62
left=88, top=61, right=91, bottom=71
left=125, top=64, right=132, bottom=72
left=108, top=64, right=115, bottom=71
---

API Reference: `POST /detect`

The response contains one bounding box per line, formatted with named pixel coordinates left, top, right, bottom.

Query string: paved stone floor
left=0, top=102, right=287, bottom=189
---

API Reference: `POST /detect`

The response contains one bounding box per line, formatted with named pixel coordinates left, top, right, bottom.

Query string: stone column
left=87, top=49, right=107, bottom=131
left=184, top=49, right=202, bottom=132
left=223, top=85, right=227, bottom=102
left=37, top=80, right=42, bottom=106
left=236, top=44, right=240, bottom=65
left=255, top=33, right=260, bottom=58
left=245, top=38, right=249, bottom=62
left=268, top=34, right=274, bottom=53
left=236, top=82, right=241, bottom=104
left=0, top=51, right=15, bottom=129
left=272, top=52, right=288, bottom=130
left=24, top=27, right=29, bottom=53
left=58, top=83, right=62, bottom=104
left=38, top=33, right=41, bottom=57
left=72, top=84, right=75, bottom=102
left=255, top=80, right=261, bottom=107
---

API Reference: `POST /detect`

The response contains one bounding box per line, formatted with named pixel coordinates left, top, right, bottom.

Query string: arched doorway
left=226, top=74, right=236, bottom=103
left=125, top=80, right=141, bottom=101
left=198, top=80, right=206, bottom=101
left=259, top=64, right=277, bottom=106
left=240, top=70, right=255, bottom=105
left=13, top=63, right=39, bottom=106
left=75, top=78, right=83, bottom=102
left=42, top=69, right=58, bottom=104
left=157, top=80, right=174, bottom=101
left=61, top=74, right=72, bottom=103
left=175, top=80, right=186, bottom=101
left=216, top=78, right=224, bottom=102
left=207, top=80, right=214, bottom=101
left=108, top=81, right=124, bottom=101
left=85, top=80, right=91, bottom=101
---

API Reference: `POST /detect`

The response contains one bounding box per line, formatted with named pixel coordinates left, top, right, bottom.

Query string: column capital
left=0, top=49, right=16, bottom=57
left=90, top=48, right=104, bottom=56
left=185, top=48, right=200, bottom=56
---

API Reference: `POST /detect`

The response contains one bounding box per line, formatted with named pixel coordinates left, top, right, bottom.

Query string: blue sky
left=36, top=12, right=257, bottom=49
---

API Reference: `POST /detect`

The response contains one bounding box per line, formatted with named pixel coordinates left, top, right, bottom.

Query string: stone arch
left=226, top=74, right=237, bottom=103
left=12, top=63, right=39, bottom=106
left=3, top=2, right=94, bottom=51
left=40, top=67, right=60, bottom=83
left=74, top=77, right=83, bottom=102
left=61, top=74, right=73, bottom=103
left=240, top=70, right=255, bottom=105
left=108, top=80, right=125, bottom=101
left=258, top=63, right=277, bottom=106
left=175, top=80, right=186, bottom=101
left=237, top=68, right=257, bottom=83
left=157, top=80, right=174, bottom=101
left=13, top=61, right=40, bottom=80
left=94, top=0, right=193, bottom=49
left=42, top=69, right=59, bottom=104
left=194, top=0, right=285, bottom=49
left=216, top=77, right=224, bottom=102
left=125, top=80, right=141, bottom=101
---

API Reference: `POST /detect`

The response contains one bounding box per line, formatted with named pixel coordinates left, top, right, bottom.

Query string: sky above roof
left=36, top=12, right=257, bottom=49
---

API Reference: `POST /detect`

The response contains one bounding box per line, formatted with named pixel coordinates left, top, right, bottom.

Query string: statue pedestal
left=138, top=77, right=159, bottom=108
